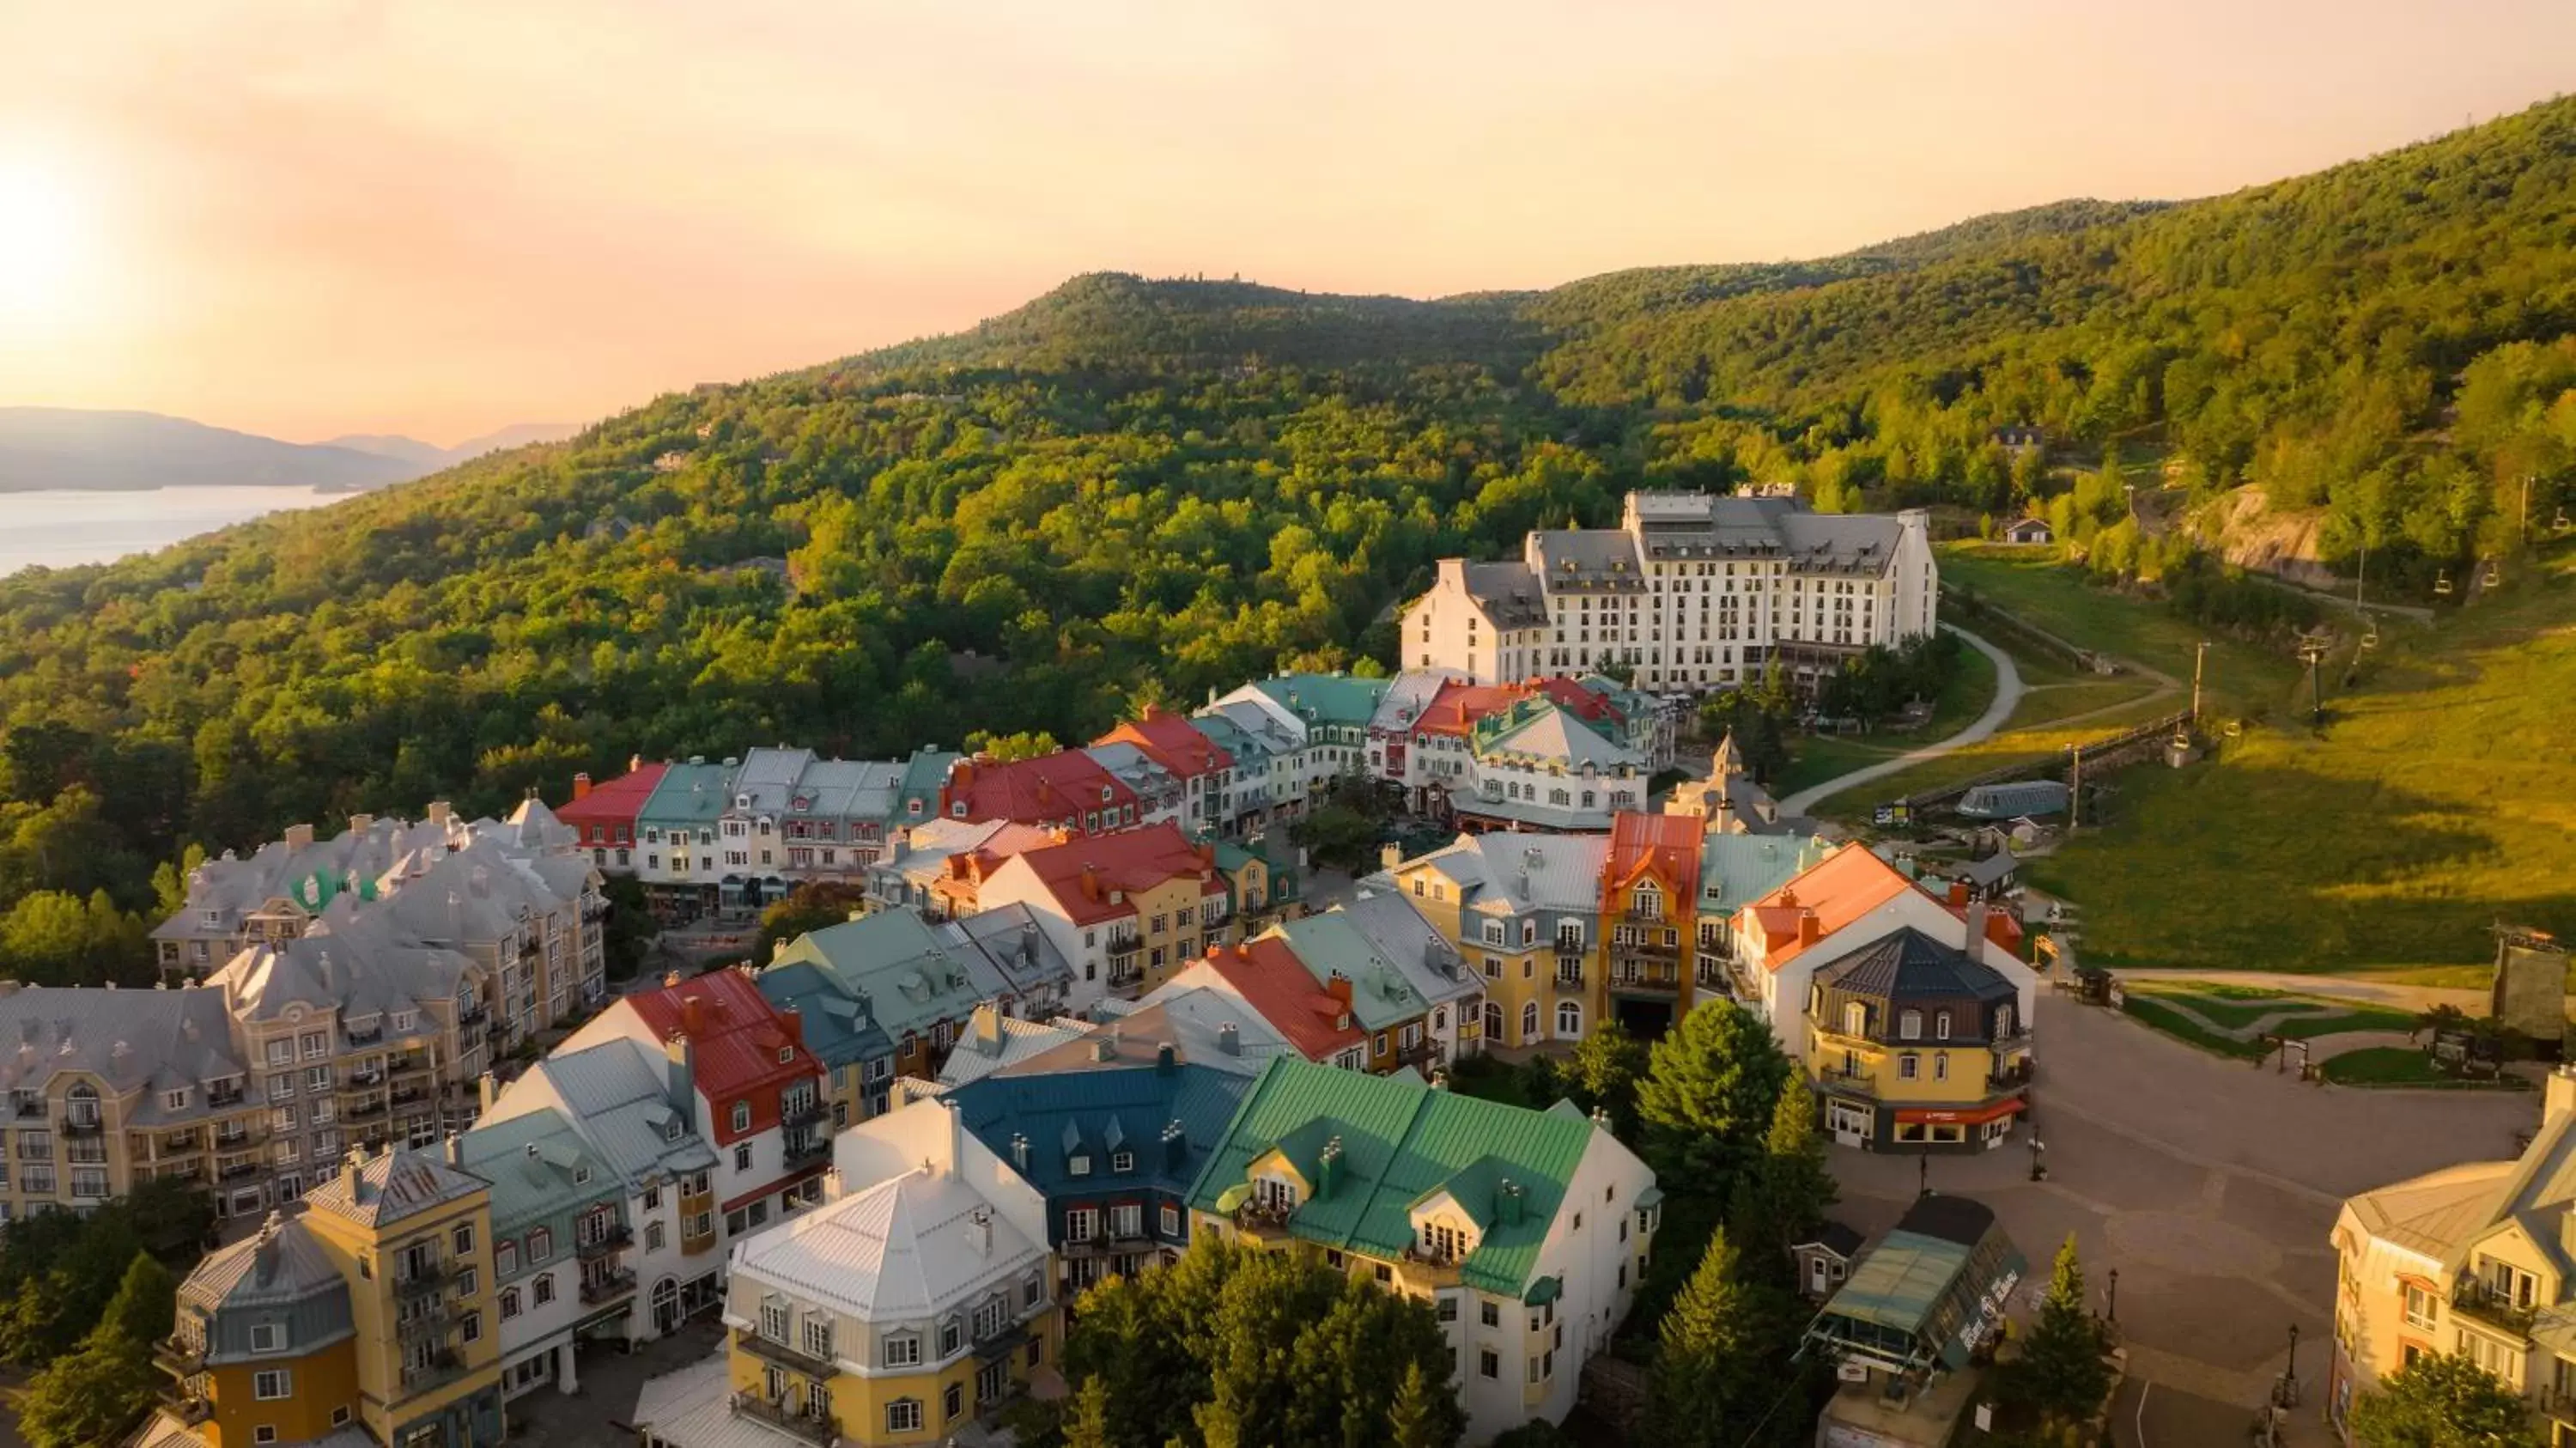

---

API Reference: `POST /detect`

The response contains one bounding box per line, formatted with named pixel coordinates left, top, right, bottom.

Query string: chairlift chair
left=2553, top=506, right=2573, bottom=536
left=2433, top=568, right=2453, bottom=597
left=2360, top=619, right=2380, bottom=649
left=2482, top=560, right=2501, bottom=588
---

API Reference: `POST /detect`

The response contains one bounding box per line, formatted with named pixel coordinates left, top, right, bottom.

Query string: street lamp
left=2027, top=1135, right=2048, bottom=1183
left=2286, top=1323, right=2300, bottom=1386
left=2106, top=1268, right=2119, bottom=1324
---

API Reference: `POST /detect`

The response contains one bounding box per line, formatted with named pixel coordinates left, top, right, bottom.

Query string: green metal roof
left=1250, top=673, right=1393, bottom=727
left=637, top=761, right=737, bottom=825
left=453, top=1106, right=624, bottom=1239
left=1827, top=1229, right=1971, bottom=1337
left=1186, top=1056, right=1598, bottom=1295
left=1700, top=834, right=1831, bottom=913
left=1522, top=1275, right=1563, bottom=1307
left=769, top=910, right=989, bottom=1041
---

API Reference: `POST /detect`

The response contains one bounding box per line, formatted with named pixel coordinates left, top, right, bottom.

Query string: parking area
left=507, top=1317, right=726, bottom=1448
left=1828, top=990, right=2533, bottom=1445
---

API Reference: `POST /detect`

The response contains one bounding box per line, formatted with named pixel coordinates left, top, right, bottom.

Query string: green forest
left=2, top=98, right=2573, bottom=980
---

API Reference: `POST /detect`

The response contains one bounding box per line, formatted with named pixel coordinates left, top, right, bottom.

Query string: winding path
left=1777, top=624, right=2026, bottom=815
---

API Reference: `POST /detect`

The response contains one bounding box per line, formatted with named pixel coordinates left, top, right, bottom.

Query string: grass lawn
left=2122, top=982, right=2415, bottom=1036
left=2318, top=1046, right=2530, bottom=1090
left=1771, top=642, right=1999, bottom=796
left=2023, top=549, right=2576, bottom=974
left=2121, top=996, right=2266, bottom=1059
left=1941, top=545, right=2300, bottom=715
left=2007, top=678, right=2166, bottom=729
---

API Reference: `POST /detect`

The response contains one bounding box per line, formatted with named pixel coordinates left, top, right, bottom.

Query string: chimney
left=1091, top=1037, right=1116, bottom=1064
left=1965, top=901, right=1990, bottom=958
left=443, top=1133, right=463, bottom=1166
left=477, top=1071, right=498, bottom=1116
left=283, top=823, right=315, bottom=849
left=1155, top=1041, right=1176, bottom=1074
left=1010, top=1132, right=1031, bottom=1174
left=971, top=1005, right=1003, bottom=1056
left=1317, top=1135, right=1344, bottom=1198
left=1798, top=910, right=1821, bottom=948
left=664, top=970, right=682, bottom=988
left=941, top=1097, right=966, bottom=1177
left=680, top=995, right=705, bottom=1039
left=350, top=813, right=374, bottom=834
left=822, top=1168, right=846, bottom=1202
left=427, top=800, right=452, bottom=826
left=1948, top=879, right=1971, bottom=908
left=1327, top=973, right=1354, bottom=1008
left=573, top=772, right=593, bottom=800
left=341, top=1147, right=364, bottom=1200
left=779, top=1008, right=804, bottom=1046
left=664, top=1031, right=696, bottom=1123
left=971, top=1206, right=993, bottom=1256
left=630, top=753, right=644, bottom=772
left=1217, top=1022, right=1241, bottom=1056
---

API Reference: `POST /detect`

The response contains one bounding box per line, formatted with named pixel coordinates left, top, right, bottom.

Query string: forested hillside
left=1, top=97, right=2572, bottom=983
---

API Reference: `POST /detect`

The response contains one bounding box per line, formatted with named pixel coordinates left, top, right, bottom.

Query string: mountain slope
left=0, top=97, right=2571, bottom=987
left=0, top=409, right=419, bottom=492
left=324, top=423, right=583, bottom=472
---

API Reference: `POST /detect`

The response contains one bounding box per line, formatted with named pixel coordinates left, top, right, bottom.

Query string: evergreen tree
left=1061, top=1377, right=1115, bottom=1448
left=1564, top=1023, right=1648, bottom=1139
left=2004, top=1235, right=2111, bottom=1427
left=1387, top=1360, right=1449, bottom=1448
left=1752, top=1081, right=1837, bottom=1262
left=2348, top=1350, right=2541, bottom=1446
left=16, top=1251, right=177, bottom=1448
left=1635, top=1000, right=1793, bottom=1188
left=1645, top=1226, right=1761, bottom=1448
left=98, top=1254, right=176, bottom=1348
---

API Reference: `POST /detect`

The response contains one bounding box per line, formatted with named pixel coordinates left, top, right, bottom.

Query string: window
left=1996, top=1004, right=2015, bottom=1037
left=500, top=1288, right=520, bottom=1321
left=453, top=1224, right=474, bottom=1257
left=1934, top=1053, right=1949, bottom=1082
left=529, top=1227, right=552, bottom=1261
left=802, top=1314, right=833, bottom=1360
left=1843, top=1001, right=1867, bottom=1036
left=940, top=1318, right=963, bottom=1356
left=533, top=1274, right=555, bottom=1306
left=1069, top=1153, right=1091, bottom=1177
left=1437, top=1297, right=1458, bottom=1322
left=1111, top=1150, right=1134, bottom=1174
left=454, top=1267, right=477, bottom=1299
left=2402, top=1283, right=2435, bottom=1330
left=251, top=1322, right=284, bottom=1353
left=1066, top=1208, right=1097, bottom=1242
left=1481, top=1301, right=1500, bottom=1328
left=1934, top=1010, right=1953, bottom=1041
left=884, top=1335, right=922, bottom=1367
left=1110, top=1203, right=1142, bottom=1238
left=732, top=1101, right=751, bottom=1133
left=1161, top=1205, right=1181, bottom=1237
left=1898, top=1054, right=1919, bottom=1080
left=461, top=1311, right=482, bottom=1344
left=1557, top=1001, right=1582, bottom=1037
left=257, top=1429, right=277, bottom=1445
left=1479, top=1350, right=1499, bottom=1380
left=944, top=1382, right=963, bottom=1421
left=647, top=1221, right=666, bottom=1251
left=735, top=1144, right=754, bottom=1172
left=254, top=1369, right=293, bottom=1400
left=886, top=1400, right=924, bottom=1433
left=496, top=1242, right=517, bottom=1275
left=163, top=1087, right=189, bottom=1111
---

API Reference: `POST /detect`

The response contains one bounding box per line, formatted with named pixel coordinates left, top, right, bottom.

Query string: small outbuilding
left=2002, top=517, right=2054, bottom=545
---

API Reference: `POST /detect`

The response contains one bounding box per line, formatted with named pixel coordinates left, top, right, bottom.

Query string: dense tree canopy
left=3, top=97, right=2571, bottom=968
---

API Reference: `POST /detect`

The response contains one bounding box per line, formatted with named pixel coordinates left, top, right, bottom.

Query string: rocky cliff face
left=2191, top=489, right=2340, bottom=588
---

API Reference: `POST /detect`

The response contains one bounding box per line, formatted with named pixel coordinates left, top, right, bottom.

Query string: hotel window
left=254, top=1369, right=293, bottom=1400
left=1933, top=1054, right=1949, bottom=1082
left=802, top=1315, right=833, bottom=1360
left=1066, top=1208, right=1097, bottom=1242
left=1842, top=1002, right=1867, bottom=1036
left=2402, top=1283, right=2435, bottom=1330
left=251, top=1322, right=284, bottom=1353
left=940, top=1318, right=963, bottom=1356
left=884, top=1334, right=922, bottom=1367
left=886, top=1400, right=923, bottom=1433
left=1898, top=1055, right=1919, bottom=1080
left=500, top=1288, right=520, bottom=1321
left=1899, top=1011, right=1922, bottom=1041
left=533, top=1274, right=555, bottom=1306
left=1110, top=1204, right=1142, bottom=1238
left=1111, top=1150, right=1134, bottom=1174
left=1935, top=1011, right=1953, bottom=1041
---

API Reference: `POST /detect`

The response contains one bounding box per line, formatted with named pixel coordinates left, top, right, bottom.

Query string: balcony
left=734, top=1328, right=837, bottom=1378
left=2452, top=1278, right=2538, bottom=1338
left=207, top=1085, right=246, bottom=1109
left=11, top=1099, right=42, bottom=1121
left=346, top=1099, right=388, bottom=1121
left=1613, top=936, right=1680, bottom=961
left=1553, top=968, right=1586, bottom=989
left=1607, top=965, right=1683, bottom=994
left=218, top=1159, right=263, bottom=1182
left=729, top=1391, right=838, bottom=1448
left=1229, top=1201, right=1297, bottom=1242
left=154, top=1340, right=205, bottom=1378
left=519, top=937, right=543, bottom=962
left=391, top=1085, right=432, bottom=1108
left=781, top=1099, right=829, bottom=1130
left=1388, top=1040, right=1441, bottom=1070
left=579, top=1268, right=637, bottom=1305
left=158, top=1387, right=212, bottom=1426
left=399, top=1350, right=465, bottom=1396
left=346, top=1067, right=386, bottom=1088
left=59, top=1114, right=105, bottom=1137
left=576, top=1223, right=635, bottom=1259
left=397, top=1304, right=454, bottom=1339
left=784, top=1135, right=831, bottom=1168
left=345, top=1024, right=384, bottom=1047
left=394, top=1262, right=451, bottom=1299
left=2542, top=1385, right=2576, bottom=1424
left=392, top=1056, right=432, bottom=1079
left=159, top=1132, right=204, bottom=1157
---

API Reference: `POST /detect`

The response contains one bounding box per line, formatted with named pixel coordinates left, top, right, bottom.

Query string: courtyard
left=1826, top=989, right=2534, bottom=1447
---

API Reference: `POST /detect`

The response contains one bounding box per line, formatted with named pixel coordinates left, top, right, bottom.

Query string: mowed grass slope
left=2023, top=553, right=2576, bottom=974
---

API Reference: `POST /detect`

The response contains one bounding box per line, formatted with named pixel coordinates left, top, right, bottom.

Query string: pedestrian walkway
left=1779, top=624, right=2026, bottom=814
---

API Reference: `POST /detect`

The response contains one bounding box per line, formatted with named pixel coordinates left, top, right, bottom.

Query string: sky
left=0, top=2, right=2569, bottom=445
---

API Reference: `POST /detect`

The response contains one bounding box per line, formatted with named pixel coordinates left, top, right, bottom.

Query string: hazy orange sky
left=2, top=3, right=2569, bottom=444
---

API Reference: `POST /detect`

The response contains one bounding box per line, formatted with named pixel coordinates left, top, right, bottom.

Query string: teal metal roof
left=1700, top=834, right=1832, bottom=913
left=1250, top=673, right=1393, bottom=727
left=1186, top=1056, right=1597, bottom=1295
left=769, top=910, right=987, bottom=1042
left=756, top=959, right=893, bottom=1071
left=454, top=1105, right=626, bottom=1238
left=638, top=761, right=737, bottom=826
left=1829, top=1229, right=1970, bottom=1336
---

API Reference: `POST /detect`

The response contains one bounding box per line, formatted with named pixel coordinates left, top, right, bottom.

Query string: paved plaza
left=1828, top=991, right=2535, bottom=1447
left=509, top=1317, right=726, bottom=1448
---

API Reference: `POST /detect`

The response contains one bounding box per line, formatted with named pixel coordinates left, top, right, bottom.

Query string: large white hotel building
left=1401, top=490, right=1938, bottom=692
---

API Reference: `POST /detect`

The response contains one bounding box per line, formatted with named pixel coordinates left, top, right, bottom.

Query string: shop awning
left=1894, top=1098, right=2027, bottom=1128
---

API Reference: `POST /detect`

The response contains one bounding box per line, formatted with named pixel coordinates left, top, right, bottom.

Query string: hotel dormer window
left=1935, top=1010, right=1953, bottom=1040
left=759, top=1297, right=789, bottom=1342
left=1899, top=1010, right=1922, bottom=1041
left=1842, top=1001, right=1867, bottom=1036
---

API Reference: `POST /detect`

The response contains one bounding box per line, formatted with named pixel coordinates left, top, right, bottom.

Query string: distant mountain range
left=0, top=409, right=578, bottom=492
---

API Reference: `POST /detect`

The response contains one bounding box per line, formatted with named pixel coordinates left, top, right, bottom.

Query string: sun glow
left=0, top=155, right=94, bottom=327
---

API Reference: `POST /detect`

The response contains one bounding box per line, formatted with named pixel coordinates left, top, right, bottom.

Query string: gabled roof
left=1334, top=890, right=1479, bottom=1007
left=1745, top=844, right=1920, bottom=970
left=2346, top=1159, right=2521, bottom=1262
left=619, top=968, right=823, bottom=1105
left=731, top=1166, right=1042, bottom=1323
left=181, top=1213, right=345, bottom=1316
left=935, top=1007, right=1085, bottom=1089
left=454, top=1104, right=624, bottom=1235
left=1699, top=834, right=1832, bottom=915
left=754, top=960, right=893, bottom=1072
left=1272, top=915, right=1431, bottom=1031
left=1185, top=942, right=1366, bottom=1061
left=1400, top=832, right=1608, bottom=917
left=2436, top=1097, right=2576, bottom=1281
left=1187, top=1057, right=1613, bottom=1294
left=765, top=912, right=993, bottom=1043
left=305, top=1147, right=487, bottom=1228
left=1607, top=812, right=1701, bottom=893
left=556, top=763, right=670, bottom=827
left=1471, top=698, right=1640, bottom=770
left=1813, top=928, right=2019, bottom=1016
left=0, top=985, right=249, bottom=1120
left=996, top=823, right=1224, bottom=928
left=950, top=1061, right=1249, bottom=1206
left=636, top=760, right=739, bottom=825
left=942, top=751, right=1135, bottom=828
left=514, top=1037, right=718, bottom=1187
left=1241, top=672, right=1393, bottom=728
left=1093, top=708, right=1233, bottom=777
left=1025, top=984, right=1297, bottom=1078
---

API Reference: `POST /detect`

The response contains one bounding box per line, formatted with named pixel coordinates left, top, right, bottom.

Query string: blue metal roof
left=946, top=1062, right=1249, bottom=1206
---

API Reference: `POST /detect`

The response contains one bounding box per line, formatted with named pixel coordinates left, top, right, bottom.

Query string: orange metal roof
left=1011, top=822, right=1228, bottom=927
left=1197, top=938, right=1365, bottom=1061
left=1094, top=708, right=1233, bottom=778
left=617, top=968, right=824, bottom=1143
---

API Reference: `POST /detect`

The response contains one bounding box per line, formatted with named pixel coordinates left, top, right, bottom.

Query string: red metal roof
left=1007, top=822, right=1227, bottom=928
left=940, top=751, right=1139, bottom=834
left=1094, top=708, right=1233, bottom=778
left=616, top=968, right=823, bottom=1145
left=556, top=763, right=669, bottom=830
left=1605, top=812, right=1702, bottom=897
left=1196, top=938, right=1364, bottom=1061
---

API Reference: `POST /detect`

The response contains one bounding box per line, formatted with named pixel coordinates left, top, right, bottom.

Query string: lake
left=0, top=485, right=351, bottom=576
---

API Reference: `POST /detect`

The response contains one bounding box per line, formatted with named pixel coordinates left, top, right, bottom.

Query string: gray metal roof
left=517, top=1038, right=718, bottom=1189
left=453, top=1104, right=625, bottom=1237
left=304, top=1147, right=487, bottom=1228
left=0, top=984, right=251, bottom=1122
left=1328, top=891, right=1480, bottom=1008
